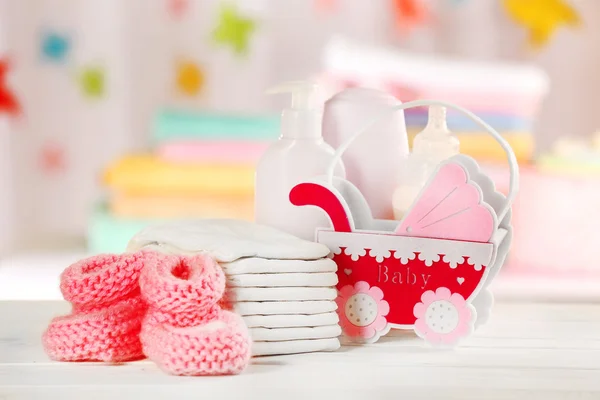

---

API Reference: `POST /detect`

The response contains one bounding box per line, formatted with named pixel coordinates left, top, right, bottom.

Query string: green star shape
left=211, top=3, right=256, bottom=56
left=79, top=67, right=105, bottom=98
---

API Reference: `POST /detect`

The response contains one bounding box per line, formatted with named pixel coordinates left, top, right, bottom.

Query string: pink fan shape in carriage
left=395, top=163, right=495, bottom=243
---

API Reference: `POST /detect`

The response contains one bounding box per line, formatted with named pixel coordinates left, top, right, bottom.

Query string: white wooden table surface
left=1, top=300, right=599, bottom=400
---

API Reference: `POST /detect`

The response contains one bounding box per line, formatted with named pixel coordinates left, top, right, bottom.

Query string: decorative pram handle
left=289, top=182, right=353, bottom=233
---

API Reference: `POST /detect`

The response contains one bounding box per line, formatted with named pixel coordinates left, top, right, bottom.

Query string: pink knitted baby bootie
left=42, top=252, right=153, bottom=362
left=139, top=253, right=252, bottom=376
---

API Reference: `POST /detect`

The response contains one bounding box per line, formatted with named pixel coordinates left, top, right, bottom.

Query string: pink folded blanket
left=157, top=141, right=270, bottom=164
left=319, top=74, right=543, bottom=117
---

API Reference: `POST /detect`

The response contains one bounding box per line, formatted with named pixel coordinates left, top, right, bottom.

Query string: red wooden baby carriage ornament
left=290, top=100, right=518, bottom=347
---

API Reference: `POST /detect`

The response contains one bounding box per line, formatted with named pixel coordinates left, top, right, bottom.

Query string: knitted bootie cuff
left=60, top=253, right=149, bottom=308
left=141, top=310, right=252, bottom=376
left=145, top=304, right=224, bottom=328
left=72, top=290, right=142, bottom=314
left=43, top=296, right=147, bottom=362
left=139, top=253, right=226, bottom=314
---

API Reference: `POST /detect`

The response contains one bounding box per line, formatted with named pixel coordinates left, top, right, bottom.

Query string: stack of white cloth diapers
left=127, top=219, right=341, bottom=356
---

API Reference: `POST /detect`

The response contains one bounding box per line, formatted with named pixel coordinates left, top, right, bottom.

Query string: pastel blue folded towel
left=87, top=203, right=159, bottom=254
left=153, top=110, right=281, bottom=142
left=404, top=110, right=533, bottom=132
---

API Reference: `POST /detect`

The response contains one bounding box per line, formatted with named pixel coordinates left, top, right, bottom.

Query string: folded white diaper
left=221, top=257, right=337, bottom=275
left=250, top=325, right=342, bottom=341
left=126, top=219, right=331, bottom=263
left=243, top=312, right=339, bottom=328
left=232, top=300, right=337, bottom=316
left=227, top=272, right=338, bottom=288
left=252, top=338, right=341, bottom=356
left=225, top=287, right=338, bottom=302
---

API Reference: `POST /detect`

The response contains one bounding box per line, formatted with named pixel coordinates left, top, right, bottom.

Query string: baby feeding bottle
left=322, top=87, right=409, bottom=220
left=392, top=105, right=460, bottom=220
left=255, top=81, right=345, bottom=241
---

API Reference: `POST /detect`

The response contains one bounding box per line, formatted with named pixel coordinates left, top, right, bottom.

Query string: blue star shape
left=41, top=32, right=70, bottom=62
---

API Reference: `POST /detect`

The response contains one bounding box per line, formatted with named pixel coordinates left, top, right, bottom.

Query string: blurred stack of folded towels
left=89, top=110, right=280, bottom=253
left=403, top=100, right=537, bottom=165
left=507, top=135, right=600, bottom=277
left=127, top=219, right=342, bottom=356
left=319, top=37, right=550, bottom=166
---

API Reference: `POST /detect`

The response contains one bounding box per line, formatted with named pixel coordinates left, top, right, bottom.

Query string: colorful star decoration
left=0, top=59, right=20, bottom=116
left=503, top=0, right=580, bottom=47
left=211, top=3, right=256, bottom=56
left=41, top=32, right=70, bottom=63
left=314, top=0, right=338, bottom=13
left=39, top=141, right=66, bottom=175
left=167, top=0, right=188, bottom=19
left=78, top=66, right=105, bottom=98
left=392, top=0, right=430, bottom=35
left=176, top=60, right=204, bottom=96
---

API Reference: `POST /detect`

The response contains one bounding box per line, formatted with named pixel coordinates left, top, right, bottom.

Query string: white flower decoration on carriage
left=442, top=253, right=465, bottom=269
left=343, top=244, right=367, bottom=261
left=368, top=246, right=391, bottom=263
left=329, top=245, right=342, bottom=256
left=418, top=249, right=441, bottom=267
left=466, top=254, right=487, bottom=271
left=391, top=247, right=416, bottom=265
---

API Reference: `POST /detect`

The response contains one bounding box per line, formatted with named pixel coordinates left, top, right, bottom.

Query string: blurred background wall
left=0, top=0, right=596, bottom=254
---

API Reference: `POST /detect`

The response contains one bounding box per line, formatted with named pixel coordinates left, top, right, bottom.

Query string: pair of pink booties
left=42, top=251, right=252, bottom=376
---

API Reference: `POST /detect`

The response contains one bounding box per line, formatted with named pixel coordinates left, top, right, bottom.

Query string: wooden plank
left=2, top=300, right=600, bottom=399
left=1, top=386, right=599, bottom=400
left=1, top=361, right=599, bottom=392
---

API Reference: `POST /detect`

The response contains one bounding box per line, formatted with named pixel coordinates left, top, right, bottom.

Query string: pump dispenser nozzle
left=267, top=81, right=323, bottom=139
left=267, top=81, right=320, bottom=110
left=412, top=105, right=459, bottom=158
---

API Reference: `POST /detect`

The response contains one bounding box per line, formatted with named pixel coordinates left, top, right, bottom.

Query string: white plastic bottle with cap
left=392, top=105, right=460, bottom=220
left=255, top=81, right=345, bottom=240
left=322, top=87, right=409, bottom=220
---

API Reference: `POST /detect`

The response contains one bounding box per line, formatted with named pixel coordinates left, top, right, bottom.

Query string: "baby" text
left=378, top=264, right=431, bottom=289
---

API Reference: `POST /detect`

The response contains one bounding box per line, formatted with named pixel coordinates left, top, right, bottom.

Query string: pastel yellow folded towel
left=109, top=192, right=254, bottom=220
left=407, top=130, right=534, bottom=164
left=103, top=154, right=255, bottom=196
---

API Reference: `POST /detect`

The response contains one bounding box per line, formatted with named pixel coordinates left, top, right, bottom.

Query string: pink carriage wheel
left=139, top=252, right=226, bottom=319
left=42, top=296, right=146, bottom=362
left=141, top=310, right=252, bottom=376
left=60, top=252, right=149, bottom=308
left=413, top=287, right=476, bottom=347
left=336, top=281, right=390, bottom=343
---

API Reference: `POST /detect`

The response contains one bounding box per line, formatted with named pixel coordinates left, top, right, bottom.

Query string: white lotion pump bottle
left=255, top=81, right=345, bottom=241
left=392, top=105, right=460, bottom=220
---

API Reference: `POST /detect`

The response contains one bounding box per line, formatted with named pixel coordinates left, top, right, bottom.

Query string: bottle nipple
left=393, top=104, right=459, bottom=221
left=424, top=106, right=450, bottom=136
